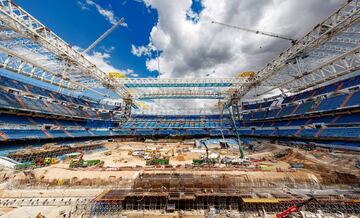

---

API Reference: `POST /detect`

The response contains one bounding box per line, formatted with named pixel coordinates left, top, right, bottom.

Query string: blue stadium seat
left=317, top=94, right=347, bottom=111
left=346, top=91, right=360, bottom=107
left=336, top=113, right=360, bottom=124
left=321, top=127, right=360, bottom=138
left=293, top=101, right=314, bottom=115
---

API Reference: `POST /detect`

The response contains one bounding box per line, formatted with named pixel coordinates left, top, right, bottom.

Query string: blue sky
left=0, top=0, right=207, bottom=101
left=16, top=0, right=159, bottom=78
left=0, top=0, right=346, bottom=108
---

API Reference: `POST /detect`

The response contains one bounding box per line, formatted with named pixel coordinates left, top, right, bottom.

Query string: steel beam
left=0, top=0, right=128, bottom=97
left=259, top=45, right=360, bottom=96
left=116, top=78, right=249, bottom=88
left=234, top=0, right=360, bottom=99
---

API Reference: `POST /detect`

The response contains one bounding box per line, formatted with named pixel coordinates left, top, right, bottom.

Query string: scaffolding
left=88, top=173, right=360, bottom=215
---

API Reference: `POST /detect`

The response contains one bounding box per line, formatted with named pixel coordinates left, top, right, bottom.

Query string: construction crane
left=82, top=18, right=125, bottom=54
left=211, top=20, right=296, bottom=44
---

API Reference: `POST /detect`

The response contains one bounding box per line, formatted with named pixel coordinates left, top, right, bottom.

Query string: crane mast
left=83, top=18, right=125, bottom=54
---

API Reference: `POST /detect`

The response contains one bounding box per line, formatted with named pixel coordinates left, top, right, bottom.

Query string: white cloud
left=136, top=0, right=345, bottom=80
left=100, top=46, right=115, bottom=53
left=80, top=0, right=128, bottom=27
left=125, top=69, right=140, bottom=77
left=131, top=43, right=156, bottom=57
left=186, top=9, right=200, bottom=23
left=131, top=0, right=346, bottom=109
left=84, top=50, right=133, bottom=76
left=77, top=1, right=90, bottom=11
left=130, top=73, right=139, bottom=77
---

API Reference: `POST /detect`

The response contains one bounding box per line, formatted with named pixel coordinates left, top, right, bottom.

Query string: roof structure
left=117, top=77, right=250, bottom=100
left=0, top=0, right=127, bottom=98
left=239, top=0, right=360, bottom=100
left=0, top=0, right=359, bottom=114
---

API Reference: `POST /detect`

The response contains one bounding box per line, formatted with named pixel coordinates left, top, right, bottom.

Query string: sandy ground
left=0, top=139, right=358, bottom=217
left=0, top=206, right=73, bottom=218
left=3, top=140, right=359, bottom=188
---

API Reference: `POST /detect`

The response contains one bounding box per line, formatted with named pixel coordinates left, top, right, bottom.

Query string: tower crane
left=82, top=18, right=125, bottom=54
left=211, top=20, right=296, bottom=44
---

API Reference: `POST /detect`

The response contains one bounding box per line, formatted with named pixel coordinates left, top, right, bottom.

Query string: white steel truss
left=0, top=0, right=359, bottom=115
left=117, top=77, right=249, bottom=87
left=132, top=107, right=225, bottom=115
left=0, top=0, right=127, bottom=97
left=259, top=46, right=360, bottom=96
left=137, top=90, right=229, bottom=99
left=116, top=77, right=249, bottom=100
left=234, top=0, right=360, bottom=101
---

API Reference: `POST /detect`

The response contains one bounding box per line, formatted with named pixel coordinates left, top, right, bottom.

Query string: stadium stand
left=0, top=71, right=359, bottom=150
left=233, top=75, right=360, bottom=150
left=0, top=74, right=127, bottom=141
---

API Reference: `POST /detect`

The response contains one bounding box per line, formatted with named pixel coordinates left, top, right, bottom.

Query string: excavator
left=69, top=149, right=104, bottom=168
left=193, top=139, right=217, bottom=165
left=276, top=197, right=318, bottom=218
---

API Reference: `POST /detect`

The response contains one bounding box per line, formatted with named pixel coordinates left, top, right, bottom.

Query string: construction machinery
left=14, top=162, right=35, bottom=170
left=69, top=159, right=104, bottom=168
left=211, top=20, right=296, bottom=44
left=193, top=139, right=219, bottom=165
left=146, top=158, right=169, bottom=166
left=276, top=197, right=318, bottom=218
left=14, top=157, right=57, bottom=170
left=144, top=147, right=170, bottom=166
left=69, top=150, right=104, bottom=168
left=44, top=157, right=58, bottom=165
left=34, top=157, right=58, bottom=167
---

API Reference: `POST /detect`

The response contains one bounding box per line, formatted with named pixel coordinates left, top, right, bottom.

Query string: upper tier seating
left=235, top=75, right=360, bottom=150
left=0, top=112, right=120, bottom=141
left=283, top=74, right=360, bottom=104
left=236, top=127, right=360, bottom=140
left=0, top=114, right=87, bottom=127
left=241, top=74, right=360, bottom=111
left=0, top=75, right=115, bottom=110
left=237, top=114, right=353, bottom=128
left=242, top=89, right=360, bottom=122
left=0, top=89, right=117, bottom=120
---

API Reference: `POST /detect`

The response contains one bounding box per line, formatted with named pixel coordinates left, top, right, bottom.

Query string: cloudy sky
left=12, top=0, right=347, bottom=111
